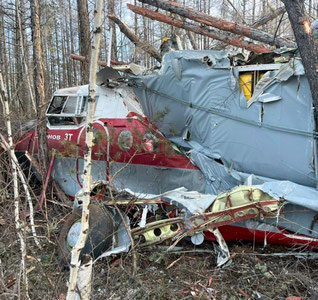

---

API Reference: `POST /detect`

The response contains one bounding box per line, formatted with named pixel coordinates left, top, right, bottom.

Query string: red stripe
left=16, top=117, right=198, bottom=170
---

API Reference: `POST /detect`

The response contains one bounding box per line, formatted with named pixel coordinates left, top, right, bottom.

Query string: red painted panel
left=204, top=225, right=318, bottom=249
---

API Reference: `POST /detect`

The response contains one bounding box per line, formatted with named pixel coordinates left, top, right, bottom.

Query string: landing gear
left=58, top=203, right=114, bottom=265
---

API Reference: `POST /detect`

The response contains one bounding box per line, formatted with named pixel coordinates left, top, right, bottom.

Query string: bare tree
left=108, top=0, right=118, bottom=61
left=77, top=0, right=91, bottom=84
left=30, top=0, right=48, bottom=177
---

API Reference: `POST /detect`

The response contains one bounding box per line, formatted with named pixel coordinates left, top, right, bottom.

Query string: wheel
left=58, top=203, right=114, bottom=266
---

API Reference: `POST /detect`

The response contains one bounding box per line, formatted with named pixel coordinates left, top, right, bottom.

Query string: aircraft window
left=48, top=116, right=77, bottom=126
left=47, top=96, right=67, bottom=114
left=80, top=96, right=98, bottom=113
left=47, top=95, right=99, bottom=126
left=62, top=96, right=77, bottom=113
left=81, top=96, right=88, bottom=113
left=47, top=95, right=80, bottom=126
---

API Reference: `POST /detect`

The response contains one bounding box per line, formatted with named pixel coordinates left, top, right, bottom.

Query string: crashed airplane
left=15, top=48, right=318, bottom=265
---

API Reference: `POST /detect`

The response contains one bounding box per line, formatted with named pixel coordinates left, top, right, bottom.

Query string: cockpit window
left=47, top=95, right=98, bottom=126
left=47, top=95, right=84, bottom=126
left=62, top=96, right=77, bottom=114
left=81, top=96, right=88, bottom=113
left=47, top=96, right=67, bottom=114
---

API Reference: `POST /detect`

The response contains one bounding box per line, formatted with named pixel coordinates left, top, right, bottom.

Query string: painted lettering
left=47, top=134, right=61, bottom=140
left=64, top=133, right=73, bottom=141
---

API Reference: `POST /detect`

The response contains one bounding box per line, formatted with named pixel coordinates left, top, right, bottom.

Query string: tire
left=58, top=203, right=114, bottom=266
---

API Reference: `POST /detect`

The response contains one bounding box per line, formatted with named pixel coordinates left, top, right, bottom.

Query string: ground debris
left=91, top=242, right=318, bottom=300
left=1, top=196, right=318, bottom=299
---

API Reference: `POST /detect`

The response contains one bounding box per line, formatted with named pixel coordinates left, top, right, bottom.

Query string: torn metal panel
left=109, top=161, right=207, bottom=195
left=119, top=187, right=216, bottom=215
left=186, top=185, right=279, bottom=231
left=211, top=228, right=231, bottom=267
left=247, top=62, right=293, bottom=107
left=131, top=50, right=317, bottom=190
left=263, top=202, right=318, bottom=238
left=247, top=59, right=305, bottom=107
left=93, top=210, right=131, bottom=263
left=188, top=149, right=241, bottom=194
left=258, top=181, right=318, bottom=212
left=159, top=187, right=216, bottom=215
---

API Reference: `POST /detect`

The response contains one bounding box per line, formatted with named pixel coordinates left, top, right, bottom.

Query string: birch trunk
left=66, top=0, right=103, bottom=299
left=0, top=135, right=40, bottom=249
left=0, top=73, right=30, bottom=299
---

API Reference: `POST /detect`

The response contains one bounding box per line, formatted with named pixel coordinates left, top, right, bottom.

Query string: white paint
left=64, top=133, right=73, bottom=141
left=47, top=134, right=61, bottom=140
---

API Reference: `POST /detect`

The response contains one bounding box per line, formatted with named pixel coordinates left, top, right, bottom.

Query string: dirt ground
left=1, top=195, right=318, bottom=300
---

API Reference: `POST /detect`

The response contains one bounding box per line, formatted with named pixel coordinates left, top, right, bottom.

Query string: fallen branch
left=127, top=4, right=272, bottom=53
left=166, top=255, right=183, bottom=269
left=6, top=266, right=36, bottom=289
left=69, top=53, right=126, bottom=67
left=52, top=181, right=70, bottom=204
left=109, top=14, right=162, bottom=62
left=39, top=154, right=55, bottom=209
left=252, top=6, right=286, bottom=28
left=137, top=0, right=296, bottom=48
left=25, top=151, right=41, bottom=174
left=0, top=136, right=41, bottom=249
left=25, top=150, right=70, bottom=206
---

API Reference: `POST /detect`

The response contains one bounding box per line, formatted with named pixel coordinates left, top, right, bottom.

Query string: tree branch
left=128, top=4, right=272, bottom=53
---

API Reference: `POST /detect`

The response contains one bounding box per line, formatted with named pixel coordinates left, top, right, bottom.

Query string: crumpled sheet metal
left=131, top=50, right=317, bottom=193
left=211, top=185, right=278, bottom=213
left=124, top=186, right=216, bottom=215
left=123, top=185, right=279, bottom=230
left=109, top=161, right=207, bottom=195
left=258, top=181, right=318, bottom=212
left=247, top=59, right=305, bottom=107
left=187, top=185, right=279, bottom=230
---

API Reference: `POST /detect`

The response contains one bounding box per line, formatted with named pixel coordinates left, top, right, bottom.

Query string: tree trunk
left=109, top=14, right=162, bottom=62
left=0, top=72, right=30, bottom=299
left=54, top=24, right=62, bottom=88
left=77, top=0, right=91, bottom=84
left=69, top=0, right=77, bottom=85
left=137, top=0, right=296, bottom=48
left=16, top=0, right=36, bottom=114
left=282, top=0, right=318, bottom=116
left=108, top=0, right=118, bottom=61
left=128, top=4, right=271, bottom=54
left=66, top=1, right=103, bottom=299
left=0, top=10, right=10, bottom=100
left=30, top=0, right=48, bottom=177
left=14, top=0, right=23, bottom=111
